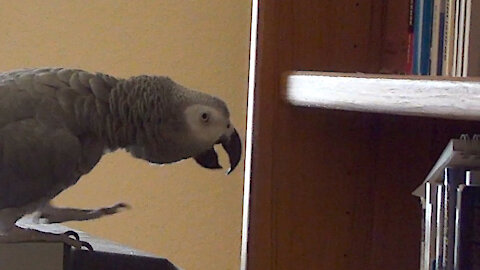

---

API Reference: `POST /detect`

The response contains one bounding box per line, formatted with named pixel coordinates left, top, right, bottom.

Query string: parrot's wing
left=0, top=119, right=82, bottom=209
left=0, top=67, right=119, bottom=210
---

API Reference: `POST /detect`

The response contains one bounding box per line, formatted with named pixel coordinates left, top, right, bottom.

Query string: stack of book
left=408, top=0, right=480, bottom=76
left=413, top=136, right=480, bottom=270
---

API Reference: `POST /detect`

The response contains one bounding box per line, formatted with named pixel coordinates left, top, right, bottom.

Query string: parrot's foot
left=63, top=230, right=94, bottom=250
left=0, top=226, right=93, bottom=250
left=36, top=202, right=130, bottom=224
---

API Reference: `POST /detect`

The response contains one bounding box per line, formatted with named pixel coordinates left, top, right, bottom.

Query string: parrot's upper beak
left=194, top=128, right=242, bottom=174
left=221, top=128, right=242, bottom=174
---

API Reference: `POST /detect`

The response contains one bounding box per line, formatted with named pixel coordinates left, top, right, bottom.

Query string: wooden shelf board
left=283, top=72, right=480, bottom=120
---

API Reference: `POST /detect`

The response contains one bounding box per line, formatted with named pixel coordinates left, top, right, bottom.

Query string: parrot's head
left=183, top=101, right=242, bottom=174
left=118, top=76, right=242, bottom=174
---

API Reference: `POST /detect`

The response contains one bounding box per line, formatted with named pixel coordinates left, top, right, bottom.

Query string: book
left=462, top=0, right=472, bottom=76
left=412, top=0, right=480, bottom=76
left=422, top=0, right=435, bottom=75
left=452, top=0, right=461, bottom=75
left=453, top=185, right=480, bottom=269
left=441, top=167, right=465, bottom=270
left=407, top=0, right=416, bottom=74
left=413, top=0, right=435, bottom=75
left=456, top=0, right=468, bottom=77
left=413, top=136, right=480, bottom=270
left=421, top=195, right=426, bottom=270
left=435, top=184, right=446, bottom=270
left=431, top=0, right=443, bottom=75
left=424, top=182, right=439, bottom=270
left=437, top=0, right=446, bottom=75
left=442, top=0, right=457, bottom=75
left=462, top=0, right=480, bottom=76
left=414, top=0, right=426, bottom=74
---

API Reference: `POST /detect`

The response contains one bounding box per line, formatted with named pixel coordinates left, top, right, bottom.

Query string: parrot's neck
left=99, top=112, right=136, bottom=151
left=94, top=79, right=157, bottom=150
left=68, top=79, right=136, bottom=150
left=74, top=102, right=129, bottom=151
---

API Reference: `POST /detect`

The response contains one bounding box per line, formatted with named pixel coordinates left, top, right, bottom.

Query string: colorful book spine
left=430, top=0, right=442, bottom=75
left=443, top=0, right=456, bottom=76
left=413, top=0, right=425, bottom=74
left=452, top=0, right=461, bottom=75
left=421, top=0, right=434, bottom=75
left=437, top=0, right=446, bottom=75
left=407, top=0, right=416, bottom=74
left=462, top=0, right=472, bottom=77
left=456, top=0, right=467, bottom=77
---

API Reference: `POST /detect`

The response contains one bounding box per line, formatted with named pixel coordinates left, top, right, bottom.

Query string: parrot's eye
left=201, top=112, right=209, bottom=122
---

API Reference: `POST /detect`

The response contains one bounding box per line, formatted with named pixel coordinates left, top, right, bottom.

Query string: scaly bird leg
left=0, top=225, right=93, bottom=250
left=36, top=202, right=130, bottom=224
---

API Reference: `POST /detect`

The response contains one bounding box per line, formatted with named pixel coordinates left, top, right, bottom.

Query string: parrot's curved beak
left=221, top=128, right=242, bottom=174
left=194, top=128, right=242, bottom=174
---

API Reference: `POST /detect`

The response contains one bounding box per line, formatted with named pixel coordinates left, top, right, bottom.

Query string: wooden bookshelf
left=245, top=1, right=480, bottom=270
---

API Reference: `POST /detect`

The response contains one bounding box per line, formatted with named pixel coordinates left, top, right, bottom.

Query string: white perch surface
left=284, top=72, right=480, bottom=120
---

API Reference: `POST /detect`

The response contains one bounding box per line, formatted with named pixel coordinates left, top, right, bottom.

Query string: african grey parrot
left=0, top=68, right=241, bottom=249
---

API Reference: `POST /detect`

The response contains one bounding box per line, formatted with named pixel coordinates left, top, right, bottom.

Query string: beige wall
left=0, top=1, right=251, bottom=269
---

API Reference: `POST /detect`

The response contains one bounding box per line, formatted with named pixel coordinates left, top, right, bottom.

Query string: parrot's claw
left=63, top=230, right=80, bottom=240
left=62, top=231, right=94, bottom=251
left=99, top=202, right=130, bottom=215
left=78, top=240, right=94, bottom=251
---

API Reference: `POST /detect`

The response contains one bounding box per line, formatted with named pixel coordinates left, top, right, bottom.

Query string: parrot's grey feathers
left=0, top=89, right=35, bottom=128
left=35, top=71, right=69, bottom=89
left=88, top=76, right=110, bottom=102
left=0, top=120, right=82, bottom=209
left=57, top=68, right=76, bottom=83
left=69, top=72, right=92, bottom=95
left=0, top=67, right=242, bottom=222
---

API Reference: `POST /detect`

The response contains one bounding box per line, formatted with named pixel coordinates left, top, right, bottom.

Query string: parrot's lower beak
left=194, top=128, right=242, bottom=174
left=193, top=148, right=222, bottom=170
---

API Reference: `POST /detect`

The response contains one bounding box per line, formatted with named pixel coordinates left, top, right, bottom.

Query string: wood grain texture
left=246, top=1, right=480, bottom=270
left=380, top=0, right=411, bottom=73
left=284, top=72, right=480, bottom=120
left=244, top=1, right=278, bottom=269
left=248, top=1, right=383, bottom=269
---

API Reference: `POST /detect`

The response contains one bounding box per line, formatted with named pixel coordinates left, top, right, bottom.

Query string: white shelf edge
left=283, top=72, right=480, bottom=120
